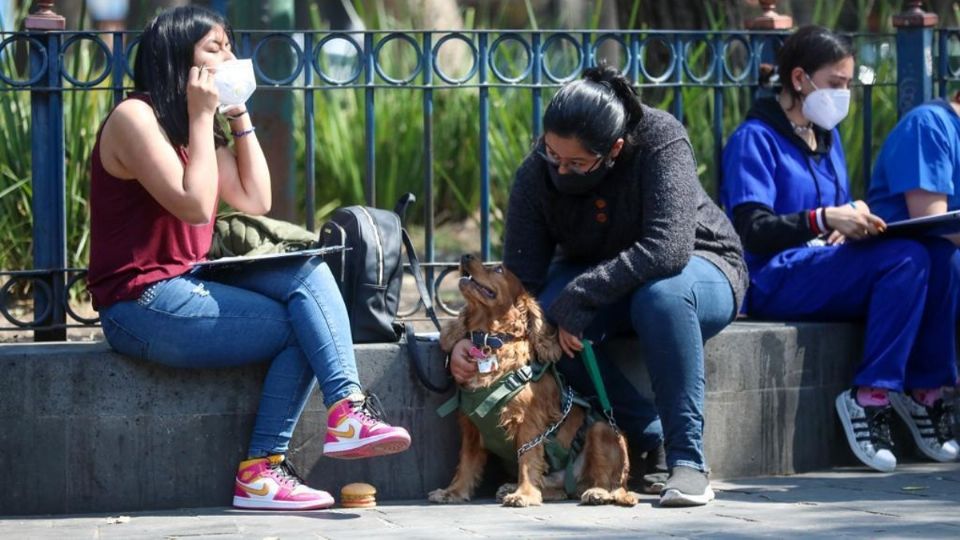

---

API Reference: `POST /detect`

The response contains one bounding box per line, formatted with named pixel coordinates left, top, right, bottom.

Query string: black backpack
left=319, top=194, right=452, bottom=393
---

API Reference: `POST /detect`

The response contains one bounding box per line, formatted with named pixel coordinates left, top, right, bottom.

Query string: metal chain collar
left=516, top=384, right=575, bottom=460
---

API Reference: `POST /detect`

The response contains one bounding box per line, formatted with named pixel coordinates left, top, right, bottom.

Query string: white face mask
left=801, top=73, right=850, bottom=131
left=213, top=59, right=256, bottom=111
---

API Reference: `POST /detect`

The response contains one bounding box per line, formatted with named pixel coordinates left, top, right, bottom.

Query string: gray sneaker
left=889, top=392, right=959, bottom=462
left=659, top=466, right=715, bottom=507
left=835, top=389, right=897, bottom=472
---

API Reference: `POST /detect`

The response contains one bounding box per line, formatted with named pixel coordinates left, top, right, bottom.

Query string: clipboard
left=883, top=210, right=960, bottom=238
left=191, top=245, right=349, bottom=269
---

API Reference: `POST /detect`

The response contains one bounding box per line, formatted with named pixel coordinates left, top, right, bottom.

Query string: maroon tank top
left=87, top=94, right=215, bottom=309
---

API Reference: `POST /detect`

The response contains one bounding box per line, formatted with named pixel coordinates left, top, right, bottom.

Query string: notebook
left=883, top=210, right=960, bottom=238
left=191, top=245, right=348, bottom=268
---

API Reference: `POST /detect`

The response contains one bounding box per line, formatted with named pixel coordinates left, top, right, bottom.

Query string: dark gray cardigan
left=503, top=105, right=748, bottom=334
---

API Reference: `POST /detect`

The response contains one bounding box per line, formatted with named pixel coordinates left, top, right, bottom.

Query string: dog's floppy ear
left=440, top=311, right=468, bottom=353
left=517, top=293, right=562, bottom=363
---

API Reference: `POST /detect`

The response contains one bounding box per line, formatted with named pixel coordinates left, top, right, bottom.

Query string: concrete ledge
left=0, top=321, right=864, bottom=515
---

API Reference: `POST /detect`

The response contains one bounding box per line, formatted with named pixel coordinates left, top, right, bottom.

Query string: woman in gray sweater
left=451, top=66, right=747, bottom=506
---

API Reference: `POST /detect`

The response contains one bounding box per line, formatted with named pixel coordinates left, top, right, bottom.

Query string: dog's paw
left=612, top=488, right=639, bottom=507
left=501, top=490, right=542, bottom=507
left=428, top=488, right=469, bottom=504
left=495, top=483, right=518, bottom=503
left=580, top=487, right=612, bottom=505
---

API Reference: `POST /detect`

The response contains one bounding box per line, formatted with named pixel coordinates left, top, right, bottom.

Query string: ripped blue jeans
left=99, top=258, right=361, bottom=457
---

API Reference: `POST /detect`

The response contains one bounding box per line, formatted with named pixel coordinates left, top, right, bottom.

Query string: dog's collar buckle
left=469, top=331, right=517, bottom=351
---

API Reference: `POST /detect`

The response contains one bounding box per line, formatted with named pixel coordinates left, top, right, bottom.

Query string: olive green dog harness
left=437, top=361, right=599, bottom=496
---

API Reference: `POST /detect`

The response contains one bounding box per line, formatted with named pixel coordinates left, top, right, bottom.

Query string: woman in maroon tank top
left=90, top=6, right=410, bottom=511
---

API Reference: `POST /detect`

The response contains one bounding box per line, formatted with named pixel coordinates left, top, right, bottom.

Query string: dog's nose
left=460, top=254, right=475, bottom=265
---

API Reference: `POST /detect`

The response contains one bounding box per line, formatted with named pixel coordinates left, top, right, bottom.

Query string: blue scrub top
left=721, top=118, right=850, bottom=274
left=868, top=101, right=960, bottom=222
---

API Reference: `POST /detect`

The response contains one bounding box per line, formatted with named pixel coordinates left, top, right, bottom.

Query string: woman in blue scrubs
left=868, top=96, right=960, bottom=226
left=721, top=26, right=958, bottom=472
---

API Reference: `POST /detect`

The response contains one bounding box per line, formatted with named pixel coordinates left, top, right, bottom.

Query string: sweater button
left=594, top=198, right=607, bottom=209
left=596, top=213, right=608, bottom=223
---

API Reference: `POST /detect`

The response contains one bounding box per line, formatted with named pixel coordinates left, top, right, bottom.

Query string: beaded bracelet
left=232, top=127, right=256, bottom=138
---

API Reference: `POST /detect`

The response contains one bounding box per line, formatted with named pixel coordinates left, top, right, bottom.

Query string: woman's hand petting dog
left=558, top=327, right=583, bottom=358
left=449, top=338, right=477, bottom=384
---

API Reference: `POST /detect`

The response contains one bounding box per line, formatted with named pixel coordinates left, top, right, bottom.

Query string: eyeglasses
left=537, top=144, right=605, bottom=176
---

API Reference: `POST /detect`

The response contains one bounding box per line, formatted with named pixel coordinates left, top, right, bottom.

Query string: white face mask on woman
left=801, top=73, right=850, bottom=131
left=213, top=59, right=256, bottom=111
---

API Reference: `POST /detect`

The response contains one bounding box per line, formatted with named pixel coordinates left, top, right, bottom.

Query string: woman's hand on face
left=187, top=65, right=219, bottom=120
left=558, top=327, right=583, bottom=358
left=449, top=338, right=477, bottom=384
left=824, top=203, right=886, bottom=240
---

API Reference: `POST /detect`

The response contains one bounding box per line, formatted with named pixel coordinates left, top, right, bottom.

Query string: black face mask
left=547, top=160, right=611, bottom=195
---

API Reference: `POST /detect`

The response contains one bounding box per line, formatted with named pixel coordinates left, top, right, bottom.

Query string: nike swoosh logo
left=328, top=425, right=356, bottom=438
left=238, top=482, right=270, bottom=496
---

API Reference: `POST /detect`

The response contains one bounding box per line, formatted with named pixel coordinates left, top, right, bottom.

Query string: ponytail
left=582, top=65, right=643, bottom=135
left=543, top=65, right=643, bottom=154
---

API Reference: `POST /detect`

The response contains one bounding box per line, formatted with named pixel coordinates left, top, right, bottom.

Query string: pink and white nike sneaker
left=232, top=455, right=334, bottom=510
left=323, top=393, right=412, bottom=459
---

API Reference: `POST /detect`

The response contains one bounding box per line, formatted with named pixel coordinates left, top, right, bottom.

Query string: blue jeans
left=748, top=238, right=959, bottom=390
left=539, top=256, right=736, bottom=472
left=100, top=258, right=361, bottom=458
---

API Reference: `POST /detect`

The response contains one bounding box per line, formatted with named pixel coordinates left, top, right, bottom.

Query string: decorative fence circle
left=433, top=265, right=465, bottom=316
left=541, top=33, right=583, bottom=83
left=681, top=36, right=717, bottom=83
left=721, top=35, right=753, bottom=83
left=314, top=33, right=363, bottom=85
left=60, top=33, right=112, bottom=87
left=252, top=33, right=305, bottom=86
left=638, top=36, right=676, bottom=83
left=590, top=33, right=631, bottom=73
left=123, top=35, right=140, bottom=78
left=488, top=32, right=532, bottom=83
left=432, top=32, right=478, bottom=84
left=65, top=271, right=99, bottom=325
left=0, top=277, right=52, bottom=328
left=945, top=30, right=960, bottom=79
left=0, top=35, right=47, bottom=87
left=374, top=32, right=423, bottom=85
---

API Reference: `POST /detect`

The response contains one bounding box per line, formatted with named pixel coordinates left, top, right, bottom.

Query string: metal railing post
left=745, top=0, right=793, bottom=32
left=894, top=1, right=938, bottom=118
left=26, top=1, right=66, bottom=341
left=422, top=31, right=435, bottom=294
left=364, top=32, right=376, bottom=207
left=478, top=32, right=490, bottom=261
left=746, top=0, right=792, bottom=103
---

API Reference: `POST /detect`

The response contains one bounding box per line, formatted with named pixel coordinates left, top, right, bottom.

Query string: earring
left=795, top=86, right=801, bottom=91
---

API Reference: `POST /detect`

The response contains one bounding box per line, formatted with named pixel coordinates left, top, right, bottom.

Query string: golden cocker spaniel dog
left=428, top=254, right=636, bottom=507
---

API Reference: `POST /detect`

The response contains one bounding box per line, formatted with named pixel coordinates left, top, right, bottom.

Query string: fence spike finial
left=893, top=1, right=938, bottom=28
left=746, top=1, right=793, bottom=31
left=25, top=1, right=66, bottom=31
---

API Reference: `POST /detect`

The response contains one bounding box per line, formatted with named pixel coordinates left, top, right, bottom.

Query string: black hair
left=542, top=65, right=643, bottom=155
left=765, top=25, right=854, bottom=103
left=134, top=6, right=231, bottom=148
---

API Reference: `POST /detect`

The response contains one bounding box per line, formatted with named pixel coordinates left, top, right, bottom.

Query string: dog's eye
left=494, top=266, right=504, bottom=274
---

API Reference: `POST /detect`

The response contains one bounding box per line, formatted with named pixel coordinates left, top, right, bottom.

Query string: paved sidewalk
left=3, top=463, right=959, bottom=539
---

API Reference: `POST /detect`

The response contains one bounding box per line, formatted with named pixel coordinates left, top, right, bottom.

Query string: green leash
left=580, top=340, right=619, bottom=433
